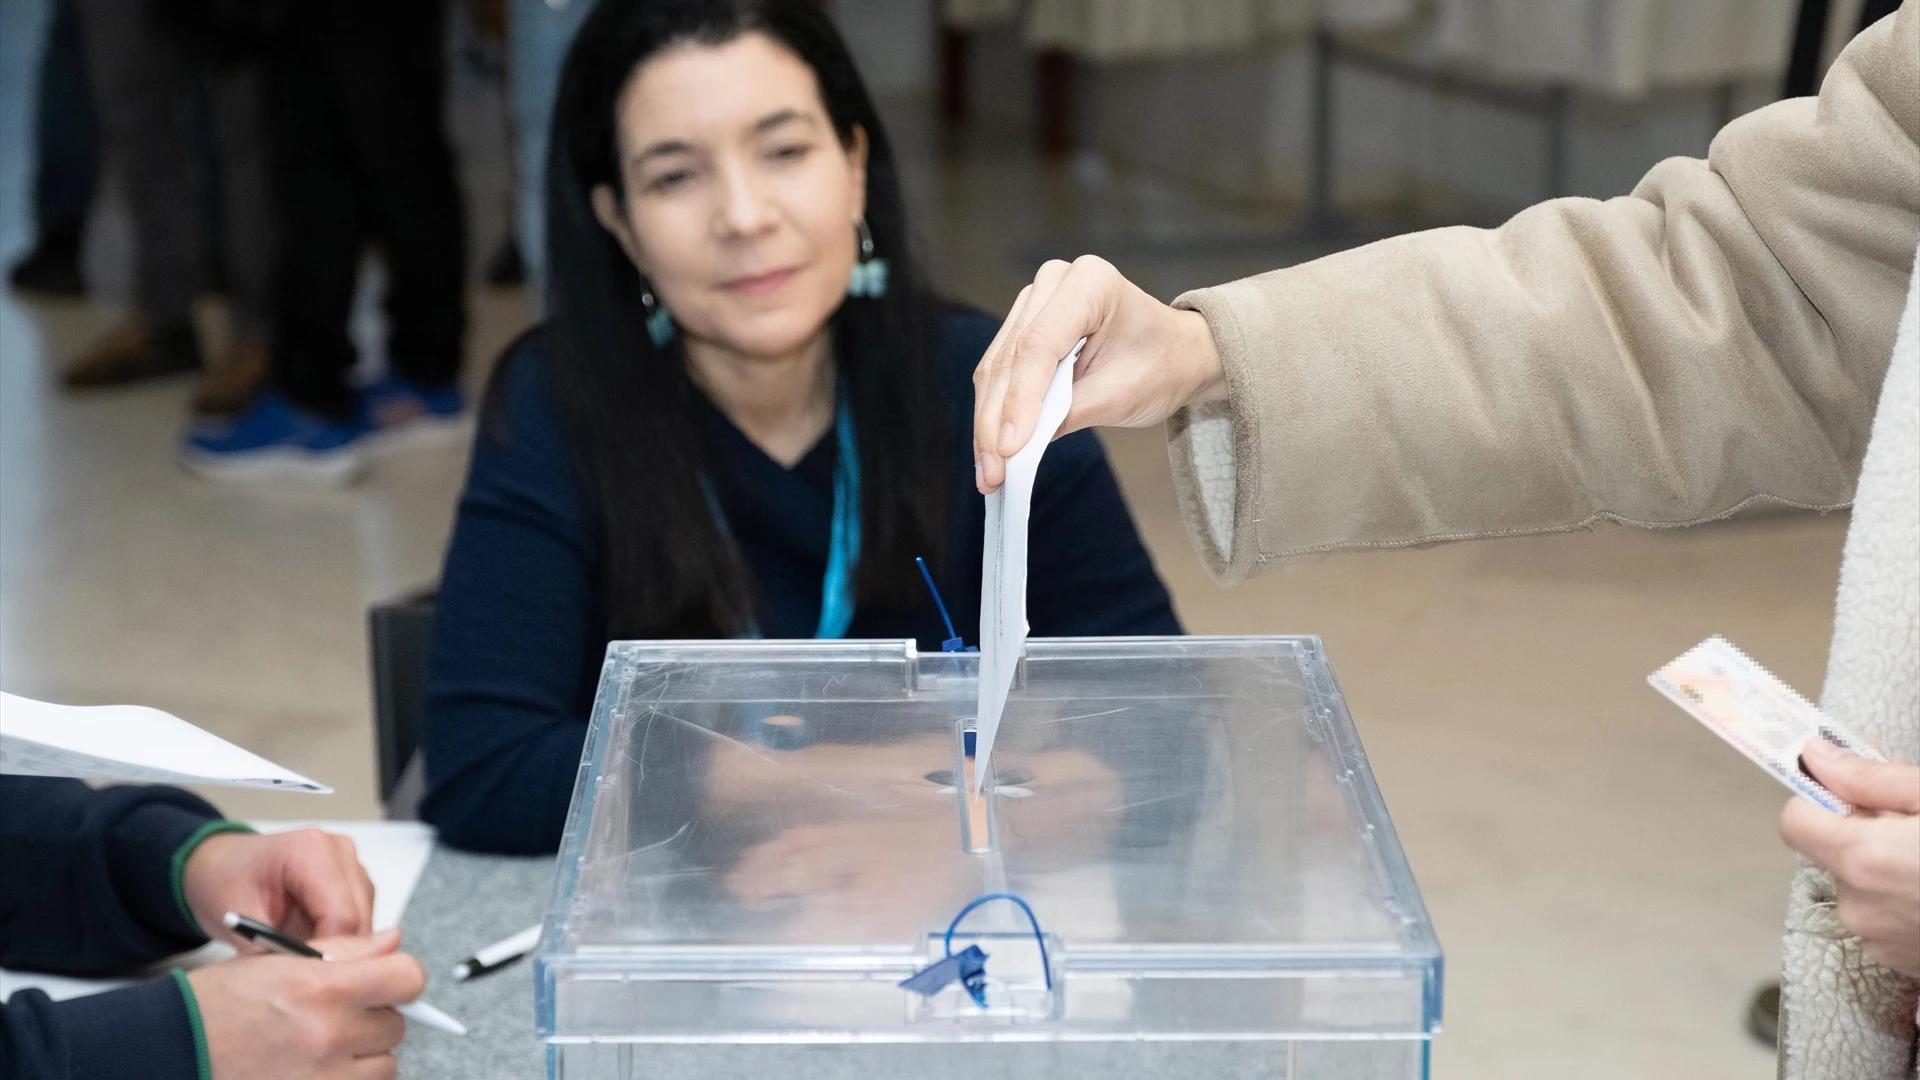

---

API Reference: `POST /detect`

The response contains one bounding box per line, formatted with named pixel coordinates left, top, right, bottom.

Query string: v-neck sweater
left=691, top=386, right=845, bottom=638
left=422, top=308, right=1181, bottom=854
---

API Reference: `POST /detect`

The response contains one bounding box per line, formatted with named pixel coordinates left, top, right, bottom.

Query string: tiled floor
left=0, top=9, right=1824, bottom=1075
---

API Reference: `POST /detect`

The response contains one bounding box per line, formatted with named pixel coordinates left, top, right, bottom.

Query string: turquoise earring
left=847, top=219, right=890, bottom=299
left=642, top=285, right=675, bottom=347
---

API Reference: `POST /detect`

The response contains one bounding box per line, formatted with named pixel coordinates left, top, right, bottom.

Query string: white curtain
left=947, top=0, right=1794, bottom=92
left=1424, top=0, right=1798, bottom=96
left=1023, top=0, right=1317, bottom=60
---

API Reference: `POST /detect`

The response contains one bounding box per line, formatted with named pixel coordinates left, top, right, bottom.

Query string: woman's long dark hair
left=542, top=0, right=945, bottom=639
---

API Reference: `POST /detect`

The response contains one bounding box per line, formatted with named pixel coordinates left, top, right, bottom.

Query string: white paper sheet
left=0, top=692, right=331, bottom=792
left=976, top=341, right=1083, bottom=791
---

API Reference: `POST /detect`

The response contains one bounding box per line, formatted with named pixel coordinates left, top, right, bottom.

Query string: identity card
left=1648, top=636, right=1883, bottom=814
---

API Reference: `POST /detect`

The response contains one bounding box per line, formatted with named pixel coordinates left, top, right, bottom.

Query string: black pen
left=223, top=913, right=468, bottom=1036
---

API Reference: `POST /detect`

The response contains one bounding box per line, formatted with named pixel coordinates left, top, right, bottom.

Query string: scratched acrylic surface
left=536, top=637, right=1442, bottom=1048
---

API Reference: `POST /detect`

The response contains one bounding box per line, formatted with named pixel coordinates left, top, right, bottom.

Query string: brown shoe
left=191, top=335, right=272, bottom=416
left=62, top=317, right=202, bottom=390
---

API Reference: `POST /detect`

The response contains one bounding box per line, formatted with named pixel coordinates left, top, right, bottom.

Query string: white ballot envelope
left=976, top=339, right=1083, bottom=791
left=0, top=692, right=331, bottom=792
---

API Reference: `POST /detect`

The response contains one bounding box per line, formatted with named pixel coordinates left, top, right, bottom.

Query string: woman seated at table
left=419, top=0, right=1180, bottom=854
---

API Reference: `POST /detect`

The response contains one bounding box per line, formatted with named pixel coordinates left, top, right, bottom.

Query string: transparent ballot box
left=536, top=637, right=1442, bottom=1079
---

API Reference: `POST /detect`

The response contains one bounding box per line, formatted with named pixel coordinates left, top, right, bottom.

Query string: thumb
left=1803, top=738, right=1920, bottom=814
left=311, top=928, right=402, bottom=961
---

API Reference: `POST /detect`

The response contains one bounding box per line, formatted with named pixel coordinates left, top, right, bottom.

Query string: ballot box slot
left=953, top=720, right=999, bottom=855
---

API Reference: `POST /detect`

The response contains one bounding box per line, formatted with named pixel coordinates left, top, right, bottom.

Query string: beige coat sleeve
left=1168, top=2, right=1920, bottom=584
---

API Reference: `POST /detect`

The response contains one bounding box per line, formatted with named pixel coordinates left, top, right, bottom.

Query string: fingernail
left=1803, top=737, right=1840, bottom=759
left=999, top=422, right=1016, bottom=454
left=974, top=455, right=984, bottom=489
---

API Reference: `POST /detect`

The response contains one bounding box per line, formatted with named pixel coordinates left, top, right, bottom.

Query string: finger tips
left=976, top=265, right=1084, bottom=491
left=1778, top=799, right=1808, bottom=844
left=978, top=452, right=1004, bottom=493
left=1781, top=800, right=1853, bottom=871
left=299, top=837, right=371, bottom=935
left=309, top=935, right=369, bottom=960
left=393, top=953, right=427, bottom=1001
left=1800, top=739, right=1857, bottom=788
left=1805, top=745, right=1920, bottom=813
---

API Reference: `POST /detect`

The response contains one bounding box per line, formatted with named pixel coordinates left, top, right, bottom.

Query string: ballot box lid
left=535, top=636, right=1441, bottom=1044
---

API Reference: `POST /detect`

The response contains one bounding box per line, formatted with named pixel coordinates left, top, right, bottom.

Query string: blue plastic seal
left=898, top=943, right=990, bottom=1006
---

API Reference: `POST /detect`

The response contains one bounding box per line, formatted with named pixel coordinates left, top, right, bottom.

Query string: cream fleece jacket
left=1164, top=3, right=1920, bottom=1072
left=1776, top=244, right=1919, bottom=1080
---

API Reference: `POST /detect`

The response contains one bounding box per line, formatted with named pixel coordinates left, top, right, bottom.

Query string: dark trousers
left=77, top=0, right=275, bottom=332
left=267, top=0, right=466, bottom=418
left=33, top=0, right=98, bottom=241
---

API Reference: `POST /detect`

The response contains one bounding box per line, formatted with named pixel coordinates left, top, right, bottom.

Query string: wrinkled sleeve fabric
left=1168, top=5, right=1920, bottom=582
left=420, top=335, right=605, bottom=854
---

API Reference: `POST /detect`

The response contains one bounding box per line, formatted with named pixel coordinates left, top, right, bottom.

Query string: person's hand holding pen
left=972, top=255, right=1224, bottom=494
left=1779, top=740, right=1920, bottom=979
left=183, top=828, right=376, bottom=946
left=186, top=929, right=425, bottom=1080
left=171, top=828, right=440, bottom=1079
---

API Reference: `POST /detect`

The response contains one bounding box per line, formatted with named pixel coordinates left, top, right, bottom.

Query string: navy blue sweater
left=421, top=309, right=1181, bottom=853
left=0, top=777, right=219, bottom=1080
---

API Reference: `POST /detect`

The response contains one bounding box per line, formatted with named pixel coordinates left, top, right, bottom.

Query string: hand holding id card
left=1649, top=636, right=1885, bottom=814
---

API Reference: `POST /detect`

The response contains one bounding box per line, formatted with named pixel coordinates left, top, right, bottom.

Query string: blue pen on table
left=223, top=912, right=469, bottom=1036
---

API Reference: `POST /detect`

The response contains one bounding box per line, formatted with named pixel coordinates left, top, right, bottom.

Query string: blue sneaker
left=180, top=389, right=368, bottom=486
left=360, top=375, right=469, bottom=457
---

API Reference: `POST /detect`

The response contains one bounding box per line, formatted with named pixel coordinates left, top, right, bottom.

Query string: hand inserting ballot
left=972, top=256, right=1224, bottom=494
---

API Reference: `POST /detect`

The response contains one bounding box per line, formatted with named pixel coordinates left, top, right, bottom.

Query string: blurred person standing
left=8, top=0, right=97, bottom=299
left=62, top=0, right=277, bottom=415
left=184, top=0, right=469, bottom=485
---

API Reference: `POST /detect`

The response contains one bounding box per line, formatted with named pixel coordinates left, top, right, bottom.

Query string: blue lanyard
left=815, top=400, right=860, bottom=638
left=703, top=398, right=861, bottom=640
